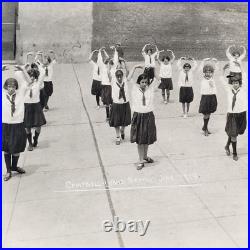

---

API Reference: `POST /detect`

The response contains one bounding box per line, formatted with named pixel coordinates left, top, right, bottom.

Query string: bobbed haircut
left=136, top=73, right=149, bottom=85
left=162, top=56, right=170, bottom=62
left=27, top=68, right=40, bottom=80
left=183, top=63, right=191, bottom=69
left=3, top=78, right=19, bottom=90
left=203, top=65, right=214, bottom=73
left=115, top=69, right=123, bottom=77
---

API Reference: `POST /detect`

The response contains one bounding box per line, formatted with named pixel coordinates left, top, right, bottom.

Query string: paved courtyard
left=2, top=62, right=248, bottom=247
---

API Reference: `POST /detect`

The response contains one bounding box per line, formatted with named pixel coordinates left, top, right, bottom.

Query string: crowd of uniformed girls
left=2, top=51, right=56, bottom=181
left=2, top=44, right=247, bottom=181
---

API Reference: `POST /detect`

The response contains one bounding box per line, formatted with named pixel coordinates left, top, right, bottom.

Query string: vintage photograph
left=2, top=2, right=248, bottom=248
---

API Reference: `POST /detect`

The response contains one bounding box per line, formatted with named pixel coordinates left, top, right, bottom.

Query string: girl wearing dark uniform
left=222, top=72, right=247, bottom=161
left=2, top=65, right=32, bottom=181
left=89, top=50, right=102, bottom=109
left=24, top=65, right=46, bottom=151
left=141, top=43, right=159, bottom=82
left=177, top=57, right=197, bottom=118
left=109, top=70, right=131, bottom=145
left=198, top=59, right=218, bottom=136
left=97, top=48, right=113, bottom=121
left=157, top=49, right=175, bottom=104
left=226, top=45, right=246, bottom=85
left=129, top=65, right=158, bottom=170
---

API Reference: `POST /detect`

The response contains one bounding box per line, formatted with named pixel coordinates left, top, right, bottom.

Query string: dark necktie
left=232, top=89, right=240, bottom=111
left=185, top=72, right=188, bottom=83
left=97, top=66, right=100, bottom=75
left=139, top=88, right=146, bottom=106
left=117, top=82, right=126, bottom=102
left=29, top=89, right=33, bottom=98
left=149, top=55, right=152, bottom=64
left=45, top=67, right=48, bottom=76
left=6, top=93, right=16, bottom=117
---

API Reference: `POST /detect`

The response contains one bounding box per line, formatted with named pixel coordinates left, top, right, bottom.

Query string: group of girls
left=89, top=43, right=247, bottom=169
left=2, top=51, right=56, bottom=181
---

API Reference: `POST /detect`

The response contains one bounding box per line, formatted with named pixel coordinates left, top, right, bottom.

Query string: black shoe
left=121, top=133, right=125, bottom=140
left=4, top=172, right=11, bottom=181
left=137, top=163, right=144, bottom=170
left=45, top=105, right=49, bottom=110
left=233, top=154, right=238, bottom=161
left=11, top=167, right=26, bottom=174
left=225, top=146, right=230, bottom=156
left=28, top=144, right=33, bottom=151
left=33, top=137, right=38, bottom=147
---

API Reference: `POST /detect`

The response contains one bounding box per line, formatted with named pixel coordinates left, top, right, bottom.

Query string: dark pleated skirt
left=2, top=123, right=27, bottom=154
left=225, top=111, right=247, bottom=137
left=24, top=103, right=46, bottom=128
left=130, top=112, right=157, bottom=145
left=199, top=94, right=217, bottom=114
left=44, top=81, right=53, bottom=96
left=101, top=85, right=113, bottom=105
left=179, top=86, right=194, bottom=103
left=109, top=102, right=131, bottom=127
left=91, top=80, right=102, bottom=96
left=158, top=78, right=173, bottom=90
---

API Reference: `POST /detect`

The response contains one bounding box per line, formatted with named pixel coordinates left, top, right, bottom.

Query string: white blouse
left=111, top=79, right=129, bottom=104
left=131, top=80, right=157, bottom=113
left=24, top=80, right=44, bottom=103
left=226, top=49, right=246, bottom=73
left=221, top=76, right=247, bottom=113
left=200, top=78, right=217, bottom=95
left=142, top=52, right=157, bottom=68
left=44, top=59, right=56, bottom=82
left=2, top=82, right=27, bottom=124
left=90, top=61, right=101, bottom=81
left=159, top=63, right=172, bottom=78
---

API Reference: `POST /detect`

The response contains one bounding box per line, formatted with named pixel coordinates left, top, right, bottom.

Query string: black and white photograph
left=2, top=2, right=248, bottom=247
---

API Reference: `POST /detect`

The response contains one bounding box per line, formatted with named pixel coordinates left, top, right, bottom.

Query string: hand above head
left=2, top=65, right=9, bottom=71
left=14, top=65, right=24, bottom=71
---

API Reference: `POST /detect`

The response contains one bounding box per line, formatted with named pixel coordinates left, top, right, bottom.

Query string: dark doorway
left=2, top=2, right=18, bottom=60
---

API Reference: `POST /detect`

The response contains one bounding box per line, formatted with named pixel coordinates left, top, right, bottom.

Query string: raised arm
left=239, top=46, right=246, bottom=60
left=152, top=45, right=159, bottom=58
left=97, top=49, right=105, bottom=69
left=191, top=58, right=198, bottom=71
left=14, top=65, right=32, bottom=85
left=226, top=46, right=234, bottom=60
left=141, top=43, right=150, bottom=56
left=127, top=64, right=143, bottom=82
left=88, top=50, right=98, bottom=62
left=113, top=47, right=119, bottom=68
left=35, top=51, right=44, bottom=65
left=26, top=52, right=34, bottom=64
left=167, top=50, right=175, bottom=63
left=177, top=57, right=185, bottom=71
left=49, top=50, right=57, bottom=62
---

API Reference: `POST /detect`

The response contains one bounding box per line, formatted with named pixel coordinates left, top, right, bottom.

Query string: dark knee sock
left=203, top=118, right=209, bottom=130
left=167, top=91, right=170, bottom=101
left=232, top=141, right=237, bottom=155
left=226, top=136, right=231, bottom=148
left=106, top=106, right=110, bottom=118
left=4, top=153, right=11, bottom=173
left=33, top=131, right=40, bottom=146
left=12, top=155, right=20, bottom=170
left=27, top=133, right=32, bottom=146
left=96, top=95, right=100, bottom=106
left=162, top=90, right=166, bottom=100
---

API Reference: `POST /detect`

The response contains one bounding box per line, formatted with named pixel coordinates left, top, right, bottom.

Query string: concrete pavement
left=2, top=62, right=248, bottom=247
